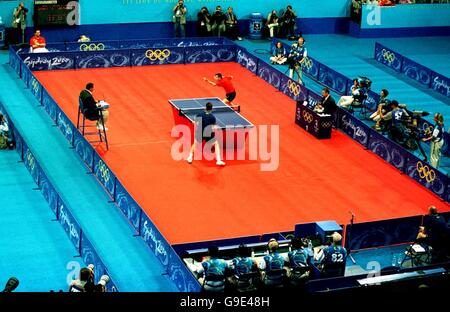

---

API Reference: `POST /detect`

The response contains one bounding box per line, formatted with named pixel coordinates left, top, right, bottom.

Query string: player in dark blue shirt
left=316, top=232, right=347, bottom=278
left=186, top=102, right=225, bottom=166
left=198, top=246, right=229, bottom=292
left=262, top=239, right=287, bottom=286
left=287, top=237, right=313, bottom=284
left=229, top=244, right=259, bottom=290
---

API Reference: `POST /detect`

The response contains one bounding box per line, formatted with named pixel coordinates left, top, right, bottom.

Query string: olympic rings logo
left=303, top=57, right=312, bottom=70
left=97, top=160, right=110, bottom=183
left=321, top=121, right=333, bottom=128
left=288, top=80, right=300, bottom=96
left=303, top=111, right=313, bottom=123
left=31, top=78, right=39, bottom=93
left=145, top=49, right=171, bottom=61
left=416, top=161, right=436, bottom=183
left=80, top=43, right=105, bottom=51
left=381, top=49, right=395, bottom=63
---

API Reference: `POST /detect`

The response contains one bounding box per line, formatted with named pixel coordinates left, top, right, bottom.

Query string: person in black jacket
left=315, top=88, right=337, bottom=116
left=197, top=7, right=212, bottom=37
left=420, top=206, right=450, bottom=263
left=79, top=82, right=110, bottom=131
left=280, top=5, right=297, bottom=39
left=211, top=6, right=227, bottom=37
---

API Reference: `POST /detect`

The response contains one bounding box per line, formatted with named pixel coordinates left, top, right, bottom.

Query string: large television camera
left=356, top=76, right=372, bottom=89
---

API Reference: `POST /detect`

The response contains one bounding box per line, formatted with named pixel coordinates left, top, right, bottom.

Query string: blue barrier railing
left=0, top=101, right=118, bottom=292
left=9, top=38, right=450, bottom=291
left=375, top=42, right=450, bottom=99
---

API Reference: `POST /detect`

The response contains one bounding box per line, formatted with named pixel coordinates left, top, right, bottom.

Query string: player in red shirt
left=203, top=73, right=237, bottom=106
left=30, top=30, right=47, bottom=52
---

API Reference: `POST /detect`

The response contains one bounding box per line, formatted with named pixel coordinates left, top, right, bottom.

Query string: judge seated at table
left=30, top=30, right=49, bottom=53
left=314, top=87, right=337, bottom=116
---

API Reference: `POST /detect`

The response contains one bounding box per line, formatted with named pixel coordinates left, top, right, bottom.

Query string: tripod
left=346, top=212, right=357, bottom=264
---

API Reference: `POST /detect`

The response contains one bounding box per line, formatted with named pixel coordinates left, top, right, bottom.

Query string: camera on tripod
left=356, top=76, right=372, bottom=89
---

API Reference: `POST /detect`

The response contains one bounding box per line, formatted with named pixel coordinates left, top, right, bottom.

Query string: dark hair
left=323, top=87, right=330, bottom=94
left=208, top=246, right=219, bottom=258
left=79, top=268, right=93, bottom=282
left=291, top=237, right=303, bottom=250
left=205, top=102, right=213, bottom=111
left=287, top=5, right=292, bottom=10
left=391, top=100, right=399, bottom=107
left=86, top=82, right=94, bottom=90
left=381, top=89, right=389, bottom=97
left=429, top=206, right=438, bottom=215
left=237, top=244, right=251, bottom=257
left=215, top=73, right=223, bottom=78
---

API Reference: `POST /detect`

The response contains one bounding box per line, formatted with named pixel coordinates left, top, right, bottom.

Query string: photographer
left=211, top=6, right=227, bottom=37
left=172, top=0, right=187, bottom=38
left=370, top=89, right=391, bottom=131
left=280, top=5, right=297, bottom=40
left=11, top=2, right=28, bottom=45
left=287, top=36, right=307, bottom=85
left=422, top=113, right=445, bottom=168
left=197, top=7, right=212, bottom=37
left=382, top=100, right=409, bottom=145
left=69, top=264, right=110, bottom=292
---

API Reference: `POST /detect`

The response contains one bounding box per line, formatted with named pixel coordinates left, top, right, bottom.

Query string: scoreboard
left=34, top=0, right=79, bottom=27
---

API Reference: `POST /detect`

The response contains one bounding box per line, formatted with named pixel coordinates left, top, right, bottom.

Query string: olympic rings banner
left=20, top=52, right=76, bottom=71
left=131, top=47, right=184, bottom=66
left=339, top=109, right=370, bottom=148
left=406, top=155, right=448, bottom=198
left=93, top=154, right=116, bottom=198
left=368, top=129, right=409, bottom=172
left=375, top=42, right=450, bottom=99
left=280, top=76, right=309, bottom=103
left=9, top=46, right=21, bottom=77
left=374, top=42, right=403, bottom=73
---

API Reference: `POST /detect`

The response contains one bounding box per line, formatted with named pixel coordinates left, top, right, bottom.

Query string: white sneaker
left=216, top=160, right=225, bottom=166
left=187, top=155, right=193, bottom=164
left=97, top=125, right=108, bottom=131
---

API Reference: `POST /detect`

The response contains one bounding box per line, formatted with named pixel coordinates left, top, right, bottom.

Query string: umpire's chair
left=76, top=97, right=109, bottom=150
left=401, top=244, right=432, bottom=268
left=233, top=271, right=260, bottom=293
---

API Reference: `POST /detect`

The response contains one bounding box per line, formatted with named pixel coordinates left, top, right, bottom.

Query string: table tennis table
left=168, top=97, right=254, bottom=130
left=168, top=97, right=254, bottom=153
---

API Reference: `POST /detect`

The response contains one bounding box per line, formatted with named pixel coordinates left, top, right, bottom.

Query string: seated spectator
left=228, top=244, right=259, bottom=290
left=79, top=82, right=110, bottom=131
left=315, top=232, right=347, bottom=278
left=338, top=79, right=360, bottom=108
left=370, top=89, right=391, bottom=131
left=69, top=264, right=110, bottom=292
left=266, top=10, right=280, bottom=38
left=420, top=206, right=450, bottom=263
left=225, top=7, right=242, bottom=41
left=280, top=5, right=297, bottom=40
left=198, top=246, right=229, bottom=292
left=30, top=30, right=48, bottom=53
left=270, top=41, right=287, bottom=65
left=197, top=7, right=212, bottom=37
left=261, top=239, right=287, bottom=287
left=211, top=6, right=227, bottom=37
left=0, top=113, right=13, bottom=150
left=287, top=237, right=313, bottom=284
left=378, top=0, right=395, bottom=5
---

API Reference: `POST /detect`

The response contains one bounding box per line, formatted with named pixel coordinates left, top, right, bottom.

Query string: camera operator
left=381, top=100, right=409, bottom=145
left=197, top=7, right=211, bottom=37
left=287, top=36, right=307, bottom=85
left=69, top=264, right=110, bottom=292
left=422, top=113, right=445, bottom=169
left=172, top=0, right=187, bottom=38
left=280, top=5, right=297, bottom=40
left=211, top=6, right=227, bottom=37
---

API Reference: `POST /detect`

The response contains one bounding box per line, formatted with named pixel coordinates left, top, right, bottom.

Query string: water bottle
left=391, top=253, right=398, bottom=267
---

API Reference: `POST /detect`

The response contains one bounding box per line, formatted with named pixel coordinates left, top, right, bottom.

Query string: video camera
left=356, top=76, right=372, bottom=89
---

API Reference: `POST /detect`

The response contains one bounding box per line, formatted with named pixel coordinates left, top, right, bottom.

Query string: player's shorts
left=195, top=133, right=216, bottom=143
left=225, top=91, right=236, bottom=102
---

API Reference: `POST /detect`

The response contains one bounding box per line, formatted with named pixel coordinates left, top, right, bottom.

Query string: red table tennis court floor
left=34, top=63, right=450, bottom=244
